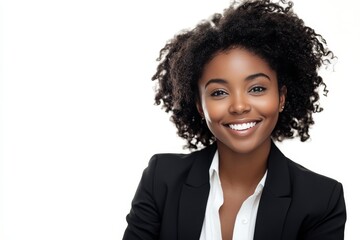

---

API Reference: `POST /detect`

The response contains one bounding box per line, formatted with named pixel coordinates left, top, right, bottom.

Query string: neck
left=217, top=139, right=270, bottom=187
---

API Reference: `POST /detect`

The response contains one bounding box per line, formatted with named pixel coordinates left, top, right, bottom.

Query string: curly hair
left=152, top=0, right=334, bottom=150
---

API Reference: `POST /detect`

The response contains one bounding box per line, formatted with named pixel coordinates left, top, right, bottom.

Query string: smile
left=228, top=122, right=257, bottom=131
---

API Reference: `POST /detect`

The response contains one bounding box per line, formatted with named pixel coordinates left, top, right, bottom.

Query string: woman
left=123, top=0, right=346, bottom=239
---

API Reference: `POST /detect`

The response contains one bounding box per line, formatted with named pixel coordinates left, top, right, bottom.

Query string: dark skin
left=218, top=142, right=268, bottom=240
left=197, top=48, right=286, bottom=239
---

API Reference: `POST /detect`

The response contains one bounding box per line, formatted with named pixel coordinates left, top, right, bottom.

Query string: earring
left=280, top=105, right=285, bottom=112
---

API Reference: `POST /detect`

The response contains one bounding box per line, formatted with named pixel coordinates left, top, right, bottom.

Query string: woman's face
left=197, top=48, right=286, bottom=155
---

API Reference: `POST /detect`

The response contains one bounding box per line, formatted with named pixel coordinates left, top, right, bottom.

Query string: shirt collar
left=209, top=150, right=219, bottom=178
left=255, top=170, right=267, bottom=195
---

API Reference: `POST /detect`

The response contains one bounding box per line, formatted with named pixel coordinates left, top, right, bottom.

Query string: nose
left=228, top=93, right=251, bottom=115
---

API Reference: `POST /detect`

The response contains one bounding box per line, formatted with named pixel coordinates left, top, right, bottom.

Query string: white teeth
left=228, top=122, right=257, bottom=131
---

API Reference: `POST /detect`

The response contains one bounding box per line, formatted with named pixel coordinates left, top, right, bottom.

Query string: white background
left=1, top=0, right=359, bottom=239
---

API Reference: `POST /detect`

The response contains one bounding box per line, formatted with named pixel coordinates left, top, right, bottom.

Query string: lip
left=223, top=119, right=262, bottom=137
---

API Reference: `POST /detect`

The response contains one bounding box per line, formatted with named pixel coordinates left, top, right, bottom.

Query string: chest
left=219, top=188, right=257, bottom=240
left=200, top=183, right=263, bottom=240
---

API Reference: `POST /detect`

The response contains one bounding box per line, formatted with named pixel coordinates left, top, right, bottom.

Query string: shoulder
left=148, top=150, right=198, bottom=172
left=287, top=158, right=341, bottom=193
left=150, top=151, right=196, bottom=170
left=145, top=145, right=215, bottom=185
left=279, top=156, right=346, bottom=236
left=286, top=158, right=344, bottom=217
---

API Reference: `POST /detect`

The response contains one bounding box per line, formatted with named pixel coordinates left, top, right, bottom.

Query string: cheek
left=258, top=100, right=279, bottom=113
left=203, top=100, right=227, bottom=122
left=251, top=94, right=280, bottom=115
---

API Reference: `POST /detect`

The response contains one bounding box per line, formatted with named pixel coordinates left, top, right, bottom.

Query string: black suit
left=123, top=142, right=346, bottom=240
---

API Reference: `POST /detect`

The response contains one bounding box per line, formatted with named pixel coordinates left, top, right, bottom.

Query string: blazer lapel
left=254, top=142, right=292, bottom=240
left=178, top=144, right=216, bottom=240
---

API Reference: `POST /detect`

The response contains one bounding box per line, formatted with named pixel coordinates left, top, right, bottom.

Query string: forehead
left=201, top=48, right=275, bottom=78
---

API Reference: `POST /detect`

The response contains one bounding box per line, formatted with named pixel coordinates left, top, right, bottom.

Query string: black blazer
left=123, top=143, right=346, bottom=240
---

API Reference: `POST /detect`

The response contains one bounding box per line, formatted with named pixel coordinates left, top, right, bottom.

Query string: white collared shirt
left=199, top=150, right=267, bottom=240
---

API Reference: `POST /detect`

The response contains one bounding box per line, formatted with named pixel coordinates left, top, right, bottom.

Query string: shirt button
left=241, top=218, right=248, bottom=224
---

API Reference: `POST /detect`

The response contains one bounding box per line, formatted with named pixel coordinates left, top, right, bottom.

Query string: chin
left=217, top=137, right=271, bottom=155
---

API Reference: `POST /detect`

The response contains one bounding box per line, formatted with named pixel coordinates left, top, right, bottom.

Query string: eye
left=210, top=89, right=228, bottom=97
left=249, top=86, right=266, bottom=93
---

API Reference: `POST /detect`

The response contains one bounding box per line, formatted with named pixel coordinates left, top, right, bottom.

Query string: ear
left=279, top=85, right=287, bottom=112
left=196, top=98, right=204, bottom=118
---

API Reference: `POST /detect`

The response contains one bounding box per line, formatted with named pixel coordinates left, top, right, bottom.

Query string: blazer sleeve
left=303, top=182, right=347, bottom=240
left=123, top=155, right=160, bottom=240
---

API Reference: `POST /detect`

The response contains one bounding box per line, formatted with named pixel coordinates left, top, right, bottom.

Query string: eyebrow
left=245, top=73, right=271, bottom=81
left=204, top=73, right=271, bottom=88
left=204, top=79, right=227, bottom=88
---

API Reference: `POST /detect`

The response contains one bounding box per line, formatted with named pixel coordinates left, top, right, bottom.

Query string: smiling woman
left=2, top=0, right=359, bottom=239
left=197, top=48, right=285, bottom=156
left=197, top=48, right=287, bottom=240
left=122, top=0, right=346, bottom=239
